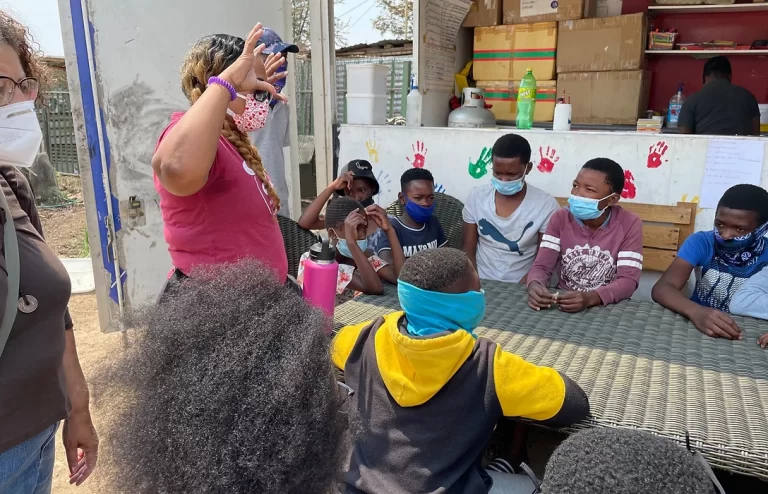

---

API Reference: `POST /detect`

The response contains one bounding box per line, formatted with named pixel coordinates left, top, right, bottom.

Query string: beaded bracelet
left=207, top=76, right=237, bottom=101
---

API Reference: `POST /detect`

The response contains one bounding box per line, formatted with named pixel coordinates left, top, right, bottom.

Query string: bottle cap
left=309, top=239, right=336, bottom=262
left=526, top=68, right=532, bottom=72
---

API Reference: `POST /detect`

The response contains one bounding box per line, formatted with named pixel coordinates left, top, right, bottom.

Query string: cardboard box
left=473, top=23, right=557, bottom=81
left=503, top=0, right=595, bottom=24
left=463, top=0, right=503, bottom=27
left=478, top=80, right=558, bottom=122
left=557, top=13, right=648, bottom=73
left=557, top=70, right=651, bottom=125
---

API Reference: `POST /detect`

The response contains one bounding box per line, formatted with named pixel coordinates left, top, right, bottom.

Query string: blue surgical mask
left=397, top=280, right=486, bottom=337
left=568, top=193, right=615, bottom=220
left=335, top=237, right=368, bottom=258
left=405, top=199, right=435, bottom=224
left=491, top=176, right=525, bottom=196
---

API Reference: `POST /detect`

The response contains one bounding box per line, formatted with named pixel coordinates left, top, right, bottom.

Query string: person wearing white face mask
left=0, top=10, right=98, bottom=492
left=527, top=158, right=643, bottom=313
left=152, top=26, right=291, bottom=297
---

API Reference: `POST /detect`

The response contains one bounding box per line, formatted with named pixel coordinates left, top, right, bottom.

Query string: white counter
left=338, top=125, right=768, bottom=301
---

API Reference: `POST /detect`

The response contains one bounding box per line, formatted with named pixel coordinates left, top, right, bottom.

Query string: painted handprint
left=469, top=147, right=492, bottom=179
left=365, top=140, right=379, bottom=163
left=537, top=146, right=559, bottom=173
left=434, top=183, right=446, bottom=194
left=407, top=141, right=428, bottom=168
left=621, top=170, right=637, bottom=199
left=647, top=141, right=668, bottom=169
left=374, top=170, right=392, bottom=204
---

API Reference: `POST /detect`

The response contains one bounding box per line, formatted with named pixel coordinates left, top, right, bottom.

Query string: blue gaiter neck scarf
left=397, top=280, right=486, bottom=337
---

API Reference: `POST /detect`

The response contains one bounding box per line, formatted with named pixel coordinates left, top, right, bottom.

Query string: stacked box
left=478, top=80, right=558, bottom=122
left=555, top=13, right=650, bottom=125
left=503, top=0, right=596, bottom=25
left=557, top=71, right=651, bottom=125
left=463, top=0, right=503, bottom=27
left=474, top=23, right=558, bottom=81
left=474, top=23, right=558, bottom=122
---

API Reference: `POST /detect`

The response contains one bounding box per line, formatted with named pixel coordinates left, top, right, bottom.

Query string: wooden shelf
left=648, top=3, right=768, bottom=15
left=647, top=49, right=768, bottom=56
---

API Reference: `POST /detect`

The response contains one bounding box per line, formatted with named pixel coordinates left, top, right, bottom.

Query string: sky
left=8, top=0, right=383, bottom=57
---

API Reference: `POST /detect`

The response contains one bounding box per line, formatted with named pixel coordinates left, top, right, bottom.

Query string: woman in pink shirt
left=153, top=24, right=289, bottom=291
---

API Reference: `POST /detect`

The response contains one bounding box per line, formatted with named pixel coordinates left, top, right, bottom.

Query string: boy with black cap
left=248, top=27, right=299, bottom=217
left=298, top=159, right=381, bottom=242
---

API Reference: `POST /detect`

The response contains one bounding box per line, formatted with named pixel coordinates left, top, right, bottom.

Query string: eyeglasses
left=0, top=77, right=39, bottom=107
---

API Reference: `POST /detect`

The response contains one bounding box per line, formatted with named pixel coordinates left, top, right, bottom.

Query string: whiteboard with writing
left=700, top=139, right=765, bottom=209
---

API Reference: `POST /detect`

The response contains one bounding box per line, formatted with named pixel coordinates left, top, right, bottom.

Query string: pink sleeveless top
left=154, top=112, right=288, bottom=282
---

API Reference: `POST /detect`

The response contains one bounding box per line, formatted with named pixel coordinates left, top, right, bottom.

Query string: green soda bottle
left=516, top=68, right=537, bottom=130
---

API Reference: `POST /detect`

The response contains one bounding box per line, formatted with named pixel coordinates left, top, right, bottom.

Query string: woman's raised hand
left=219, top=24, right=287, bottom=101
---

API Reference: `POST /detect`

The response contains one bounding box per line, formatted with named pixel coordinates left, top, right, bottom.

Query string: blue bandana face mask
left=404, top=200, right=435, bottom=224
left=491, top=176, right=525, bottom=196
left=568, top=193, right=615, bottom=221
left=397, top=280, right=486, bottom=337
left=713, top=221, right=768, bottom=267
left=335, top=237, right=368, bottom=258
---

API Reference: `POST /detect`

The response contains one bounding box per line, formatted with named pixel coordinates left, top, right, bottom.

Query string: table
left=334, top=281, right=768, bottom=480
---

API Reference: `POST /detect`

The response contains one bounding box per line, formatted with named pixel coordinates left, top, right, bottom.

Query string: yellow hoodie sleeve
left=493, top=345, right=589, bottom=424
left=331, top=322, right=368, bottom=370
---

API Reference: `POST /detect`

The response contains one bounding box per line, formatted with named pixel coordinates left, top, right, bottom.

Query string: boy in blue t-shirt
left=652, top=184, right=768, bottom=340
left=372, top=168, right=447, bottom=275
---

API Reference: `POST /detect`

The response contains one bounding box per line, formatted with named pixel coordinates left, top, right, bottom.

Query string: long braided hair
left=180, top=34, right=280, bottom=211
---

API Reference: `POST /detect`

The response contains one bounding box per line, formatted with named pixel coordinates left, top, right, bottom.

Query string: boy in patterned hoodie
left=332, top=248, right=590, bottom=494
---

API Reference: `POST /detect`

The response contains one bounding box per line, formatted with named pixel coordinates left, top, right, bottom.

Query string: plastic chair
left=278, top=215, right=321, bottom=278
left=386, top=192, right=465, bottom=250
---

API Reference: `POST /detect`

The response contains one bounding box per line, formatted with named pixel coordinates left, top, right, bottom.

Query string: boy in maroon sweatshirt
left=527, top=158, right=643, bottom=313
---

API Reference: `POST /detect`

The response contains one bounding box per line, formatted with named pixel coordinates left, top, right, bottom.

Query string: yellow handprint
left=365, top=140, right=379, bottom=163
left=681, top=194, right=703, bottom=213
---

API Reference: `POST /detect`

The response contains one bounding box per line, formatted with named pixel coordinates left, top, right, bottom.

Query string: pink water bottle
left=302, top=239, right=339, bottom=320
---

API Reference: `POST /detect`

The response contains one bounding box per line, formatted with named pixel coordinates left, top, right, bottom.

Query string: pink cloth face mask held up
left=227, top=93, right=269, bottom=133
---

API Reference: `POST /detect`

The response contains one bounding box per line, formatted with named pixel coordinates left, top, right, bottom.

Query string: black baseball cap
left=337, top=159, right=380, bottom=197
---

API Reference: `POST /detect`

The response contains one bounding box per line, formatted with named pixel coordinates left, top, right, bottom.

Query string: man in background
left=250, top=27, right=299, bottom=217
left=679, top=56, right=761, bottom=136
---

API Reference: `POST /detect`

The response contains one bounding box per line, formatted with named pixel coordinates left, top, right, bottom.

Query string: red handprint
left=537, top=146, right=559, bottom=173
left=622, top=170, right=637, bottom=199
left=407, top=141, right=428, bottom=168
left=647, top=141, right=668, bottom=169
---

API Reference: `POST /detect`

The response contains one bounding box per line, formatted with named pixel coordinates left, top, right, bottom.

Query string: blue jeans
left=0, top=423, right=58, bottom=494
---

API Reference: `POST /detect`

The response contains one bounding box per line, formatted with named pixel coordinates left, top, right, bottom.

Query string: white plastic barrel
left=59, top=258, right=96, bottom=294
left=346, top=64, right=389, bottom=125
left=346, top=64, right=389, bottom=95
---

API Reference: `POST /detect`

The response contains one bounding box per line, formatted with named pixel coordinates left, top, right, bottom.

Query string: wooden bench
left=555, top=198, right=698, bottom=272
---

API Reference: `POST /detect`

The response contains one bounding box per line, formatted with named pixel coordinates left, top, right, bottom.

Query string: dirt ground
left=38, top=176, right=121, bottom=493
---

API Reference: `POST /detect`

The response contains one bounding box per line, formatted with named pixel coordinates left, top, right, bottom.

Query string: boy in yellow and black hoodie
left=332, top=248, right=590, bottom=494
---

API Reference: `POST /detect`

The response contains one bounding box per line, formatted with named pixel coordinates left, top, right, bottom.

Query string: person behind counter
left=527, top=158, right=643, bottom=313
left=331, top=248, right=590, bottom=494
left=679, top=56, right=761, bottom=136
left=462, top=134, right=559, bottom=284
left=371, top=168, right=447, bottom=272
left=652, top=184, right=768, bottom=341
left=296, top=197, right=401, bottom=305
